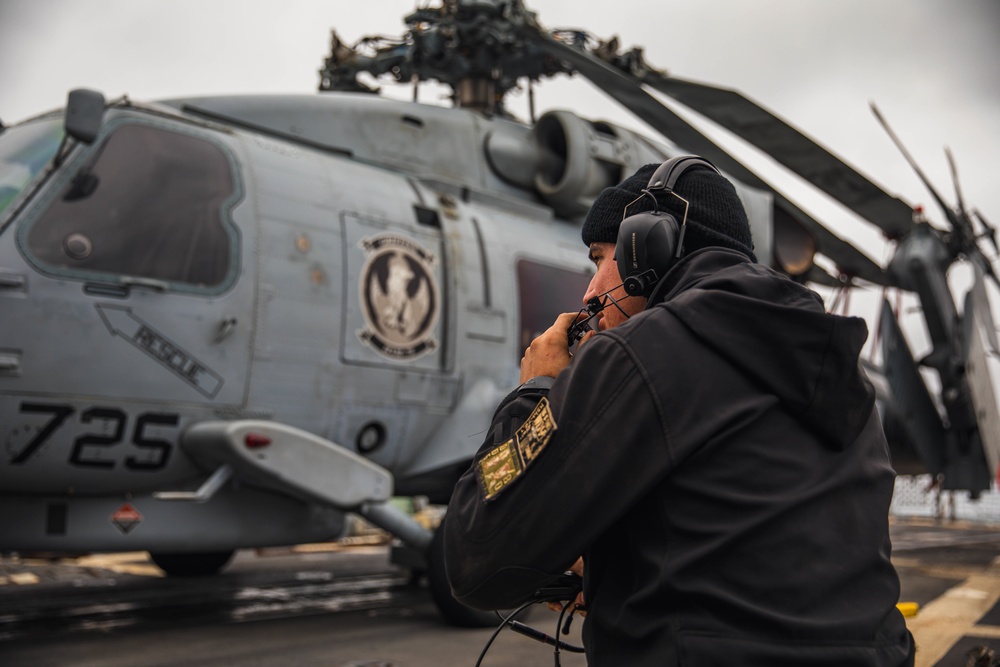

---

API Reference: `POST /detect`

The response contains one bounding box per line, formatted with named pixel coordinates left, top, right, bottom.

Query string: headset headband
left=646, top=155, right=720, bottom=194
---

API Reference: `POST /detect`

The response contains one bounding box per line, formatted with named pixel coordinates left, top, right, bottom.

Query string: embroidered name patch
left=476, top=398, right=557, bottom=502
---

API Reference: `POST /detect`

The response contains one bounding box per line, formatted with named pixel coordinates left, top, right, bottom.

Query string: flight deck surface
left=2, top=517, right=1000, bottom=666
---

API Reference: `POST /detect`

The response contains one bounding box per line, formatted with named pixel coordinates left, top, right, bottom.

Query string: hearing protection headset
left=614, top=155, right=720, bottom=297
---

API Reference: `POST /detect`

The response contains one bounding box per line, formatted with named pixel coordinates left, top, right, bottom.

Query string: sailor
left=443, top=156, right=915, bottom=665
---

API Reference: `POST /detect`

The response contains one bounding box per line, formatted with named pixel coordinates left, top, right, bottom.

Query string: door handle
left=215, top=317, right=238, bottom=342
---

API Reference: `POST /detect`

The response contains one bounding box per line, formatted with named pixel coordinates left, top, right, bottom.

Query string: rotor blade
left=962, top=289, right=1000, bottom=482
left=945, top=146, right=968, bottom=218
left=942, top=145, right=986, bottom=256
left=785, top=202, right=891, bottom=285
left=972, top=245, right=1000, bottom=291
left=641, top=76, right=914, bottom=240
left=965, top=209, right=1000, bottom=289
left=879, top=298, right=947, bottom=476
left=870, top=103, right=965, bottom=233
left=969, top=262, right=1000, bottom=357
left=860, top=359, right=926, bottom=475
left=974, top=208, right=1000, bottom=256
left=804, top=264, right=842, bottom=288
left=529, top=31, right=769, bottom=189
left=527, top=31, right=893, bottom=285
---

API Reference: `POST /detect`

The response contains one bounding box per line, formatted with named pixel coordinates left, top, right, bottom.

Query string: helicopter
left=314, top=1, right=1000, bottom=497
left=0, top=0, right=996, bottom=627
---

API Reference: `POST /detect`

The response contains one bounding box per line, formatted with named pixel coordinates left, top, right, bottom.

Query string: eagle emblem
left=358, top=235, right=439, bottom=359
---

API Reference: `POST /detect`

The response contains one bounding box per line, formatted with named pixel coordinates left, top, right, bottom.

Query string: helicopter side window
left=517, top=259, right=592, bottom=355
left=23, top=123, right=238, bottom=289
left=0, top=117, right=65, bottom=220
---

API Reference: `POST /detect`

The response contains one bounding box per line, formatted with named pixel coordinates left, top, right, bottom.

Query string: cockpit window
left=21, top=122, right=240, bottom=289
left=0, top=118, right=64, bottom=220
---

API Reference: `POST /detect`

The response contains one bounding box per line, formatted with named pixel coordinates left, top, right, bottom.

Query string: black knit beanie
left=581, top=162, right=757, bottom=262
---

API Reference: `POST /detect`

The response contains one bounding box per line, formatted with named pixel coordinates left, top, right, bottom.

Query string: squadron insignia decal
left=477, top=397, right=558, bottom=502
left=358, top=235, right=439, bottom=360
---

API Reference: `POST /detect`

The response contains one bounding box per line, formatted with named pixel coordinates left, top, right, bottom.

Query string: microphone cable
left=474, top=577, right=585, bottom=666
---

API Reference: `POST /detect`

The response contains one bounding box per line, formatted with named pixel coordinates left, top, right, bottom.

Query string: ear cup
left=615, top=212, right=680, bottom=297
left=613, top=155, right=720, bottom=297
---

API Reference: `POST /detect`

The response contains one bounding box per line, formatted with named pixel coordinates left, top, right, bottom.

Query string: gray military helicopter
left=0, top=0, right=996, bottom=626
left=863, top=104, right=1000, bottom=498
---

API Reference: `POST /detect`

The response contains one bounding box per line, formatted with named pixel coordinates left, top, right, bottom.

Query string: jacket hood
left=650, top=248, right=875, bottom=450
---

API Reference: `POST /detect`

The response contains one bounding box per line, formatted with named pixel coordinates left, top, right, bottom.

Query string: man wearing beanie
left=443, top=157, right=914, bottom=665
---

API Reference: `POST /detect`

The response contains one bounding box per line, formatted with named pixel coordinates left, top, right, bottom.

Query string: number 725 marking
left=9, top=402, right=177, bottom=471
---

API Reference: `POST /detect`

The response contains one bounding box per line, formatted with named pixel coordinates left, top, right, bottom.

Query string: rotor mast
left=318, top=0, right=571, bottom=116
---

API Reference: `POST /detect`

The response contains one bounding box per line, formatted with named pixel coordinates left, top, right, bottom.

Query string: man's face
left=583, top=242, right=647, bottom=331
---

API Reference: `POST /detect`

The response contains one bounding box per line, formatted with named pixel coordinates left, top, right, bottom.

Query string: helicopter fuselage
left=3, top=92, right=769, bottom=557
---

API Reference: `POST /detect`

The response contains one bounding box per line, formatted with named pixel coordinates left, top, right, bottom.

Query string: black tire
left=427, top=527, right=502, bottom=628
left=148, top=550, right=235, bottom=576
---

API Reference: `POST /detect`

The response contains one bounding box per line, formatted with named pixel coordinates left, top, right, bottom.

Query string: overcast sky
left=2, top=1, right=996, bottom=239
left=1, top=0, right=998, bottom=352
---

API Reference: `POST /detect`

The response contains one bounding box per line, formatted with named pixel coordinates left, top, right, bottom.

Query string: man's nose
left=583, top=275, right=600, bottom=304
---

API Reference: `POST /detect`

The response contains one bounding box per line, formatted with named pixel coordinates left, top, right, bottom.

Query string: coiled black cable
left=474, top=600, right=537, bottom=667
left=474, top=576, right=585, bottom=666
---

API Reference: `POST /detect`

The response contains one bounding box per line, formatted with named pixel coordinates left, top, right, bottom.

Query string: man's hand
left=545, top=557, right=586, bottom=615
left=520, top=312, right=592, bottom=383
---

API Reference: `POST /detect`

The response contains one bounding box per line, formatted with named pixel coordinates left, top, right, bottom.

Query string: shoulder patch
left=477, top=438, right=523, bottom=502
left=476, top=397, right=558, bottom=502
left=516, top=396, right=557, bottom=465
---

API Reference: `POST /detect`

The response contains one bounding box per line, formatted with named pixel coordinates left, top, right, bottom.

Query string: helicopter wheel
left=426, top=526, right=503, bottom=628
left=148, top=550, right=235, bottom=576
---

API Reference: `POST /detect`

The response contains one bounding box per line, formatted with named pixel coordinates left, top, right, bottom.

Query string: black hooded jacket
left=443, top=248, right=914, bottom=666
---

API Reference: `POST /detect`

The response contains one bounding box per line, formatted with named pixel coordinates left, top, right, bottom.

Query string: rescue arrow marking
left=96, top=305, right=224, bottom=398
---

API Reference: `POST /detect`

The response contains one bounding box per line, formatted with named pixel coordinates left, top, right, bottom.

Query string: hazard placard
left=110, top=502, right=143, bottom=535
